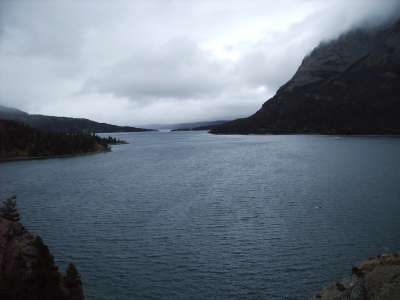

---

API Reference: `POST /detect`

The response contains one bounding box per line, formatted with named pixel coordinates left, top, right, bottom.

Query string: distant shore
left=208, top=130, right=400, bottom=137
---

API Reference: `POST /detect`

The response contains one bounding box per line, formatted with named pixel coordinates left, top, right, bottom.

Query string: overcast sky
left=0, top=0, right=399, bottom=126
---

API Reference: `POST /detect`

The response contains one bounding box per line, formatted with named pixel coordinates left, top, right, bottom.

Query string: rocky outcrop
left=0, top=217, right=84, bottom=300
left=311, top=253, right=400, bottom=300
left=211, top=19, right=400, bottom=135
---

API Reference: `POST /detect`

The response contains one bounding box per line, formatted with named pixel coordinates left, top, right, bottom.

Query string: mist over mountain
left=2, top=1, right=400, bottom=124
left=211, top=19, right=400, bottom=134
left=0, top=105, right=153, bottom=133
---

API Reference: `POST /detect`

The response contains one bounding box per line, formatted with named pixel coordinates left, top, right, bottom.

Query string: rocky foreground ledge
left=311, top=253, right=400, bottom=299
left=0, top=216, right=84, bottom=300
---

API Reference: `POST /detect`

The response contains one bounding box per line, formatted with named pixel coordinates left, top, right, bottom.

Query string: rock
left=352, top=267, right=364, bottom=278
left=0, top=217, right=84, bottom=300
left=350, top=280, right=367, bottom=300
left=335, top=282, right=346, bottom=292
left=310, top=253, right=400, bottom=300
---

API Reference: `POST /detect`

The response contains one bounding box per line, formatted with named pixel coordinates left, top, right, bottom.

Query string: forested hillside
left=0, top=119, right=123, bottom=160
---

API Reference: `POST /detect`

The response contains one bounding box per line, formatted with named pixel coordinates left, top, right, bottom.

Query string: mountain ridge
left=0, top=105, right=154, bottom=133
left=170, top=120, right=230, bottom=131
left=143, top=120, right=230, bottom=130
left=211, top=19, right=400, bottom=135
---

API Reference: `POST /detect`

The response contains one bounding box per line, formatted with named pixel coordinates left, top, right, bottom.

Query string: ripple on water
left=1, top=133, right=400, bottom=299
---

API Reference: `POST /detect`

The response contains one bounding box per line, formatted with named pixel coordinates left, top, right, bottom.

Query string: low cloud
left=83, top=37, right=231, bottom=101
left=0, top=0, right=399, bottom=125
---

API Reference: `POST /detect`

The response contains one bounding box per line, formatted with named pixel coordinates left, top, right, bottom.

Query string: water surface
left=1, top=132, right=400, bottom=299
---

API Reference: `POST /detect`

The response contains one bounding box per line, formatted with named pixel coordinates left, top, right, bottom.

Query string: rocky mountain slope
left=311, top=253, right=400, bottom=299
left=0, top=105, right=153, bottom=133
left=0, top=216, right=84, bottom=300
left=211, top=19, right=400, bottom=134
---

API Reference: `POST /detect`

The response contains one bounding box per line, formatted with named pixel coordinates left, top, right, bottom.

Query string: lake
left=1, top=132, right=400, bottom=299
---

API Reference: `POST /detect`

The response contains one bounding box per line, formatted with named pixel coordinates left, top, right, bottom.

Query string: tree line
left=0, top=119, right=126, bottom=158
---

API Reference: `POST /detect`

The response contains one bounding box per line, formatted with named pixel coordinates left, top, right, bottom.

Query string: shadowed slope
left=211, top=20, right=400, bottom=135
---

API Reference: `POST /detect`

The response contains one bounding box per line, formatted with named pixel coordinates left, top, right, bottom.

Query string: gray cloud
left=84, top=37, right=231, bottom=100
left=0, top=0, right=399, bottom=125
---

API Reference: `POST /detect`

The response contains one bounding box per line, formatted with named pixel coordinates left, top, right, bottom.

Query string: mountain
left=144, top=120, right=230, bottom=130
left=171, top=120, right=229, bottom=131
left=0, top=105, right=154, bottom=133
left=211, top=20, right=400, bottom=135
left=0, top=105, right=28, bottom=118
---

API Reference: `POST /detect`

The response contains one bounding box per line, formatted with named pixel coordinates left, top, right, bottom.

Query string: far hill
left=171, top=120, right=229, bottom=131
left=211, top=19, right=400, bottom=135
left=0, top=105, right=154, bottom=133
left=145, top=120, right=229, bottom=131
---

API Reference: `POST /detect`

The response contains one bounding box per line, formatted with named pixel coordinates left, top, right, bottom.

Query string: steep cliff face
left=0, top=217, right=84, bottom=300
left=211, top=20, right=400, bottom=134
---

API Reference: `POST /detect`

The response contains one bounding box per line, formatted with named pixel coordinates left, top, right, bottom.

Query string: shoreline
left=208, top=131, right=400, bottom=137
left=0, top=148, right=110, bottom=164
left=0, top=138, right=129, bottom=164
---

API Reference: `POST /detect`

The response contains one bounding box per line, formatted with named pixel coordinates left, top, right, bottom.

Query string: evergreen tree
left=0, top=195, right=20, bottom=221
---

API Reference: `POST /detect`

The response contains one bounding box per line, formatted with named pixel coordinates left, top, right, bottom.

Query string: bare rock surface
left=311, top=253, right=400, bottom=300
